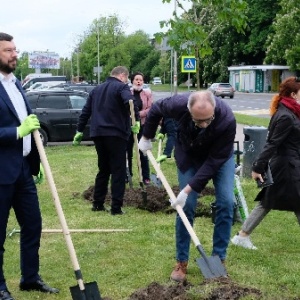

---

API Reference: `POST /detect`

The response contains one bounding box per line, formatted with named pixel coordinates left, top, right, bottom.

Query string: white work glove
left=138, top=136, right=152, bottom=155
left=169, top=190, right=188, bottom=209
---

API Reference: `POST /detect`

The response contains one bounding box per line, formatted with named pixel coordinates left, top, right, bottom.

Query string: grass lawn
left=4, top=114, right=300, bottom=299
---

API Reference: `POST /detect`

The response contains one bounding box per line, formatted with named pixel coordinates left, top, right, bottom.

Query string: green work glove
left=131, top=121, right=140, bottom=134
left=34, top=164, right=45, bottom=184
left=156, top=154, right=167, bottom=163
left=17, top=114, right=40, bottom=138
left=156, top=133, right=165, bottom=140
left=73, top=132, right=83, bottom=146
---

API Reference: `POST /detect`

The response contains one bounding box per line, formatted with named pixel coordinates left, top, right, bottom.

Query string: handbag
left=256, top=163, right=273, bottom=188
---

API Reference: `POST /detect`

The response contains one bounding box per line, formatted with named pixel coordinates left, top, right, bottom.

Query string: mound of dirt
left=126, top=277, right=261, bottom=300
left=82, top=184, right=214, bottom=217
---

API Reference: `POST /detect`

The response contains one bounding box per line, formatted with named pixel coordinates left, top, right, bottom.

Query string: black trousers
left=93, top=136, right=127, bottom=212
left=0, top=158, right=42, bottom=290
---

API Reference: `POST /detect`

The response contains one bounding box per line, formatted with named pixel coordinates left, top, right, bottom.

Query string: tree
left=156, top=0, right=248, bottom=89
left=264, top=0, right=300, bottom=71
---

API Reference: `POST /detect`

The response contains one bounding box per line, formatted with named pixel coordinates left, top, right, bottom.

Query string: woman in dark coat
left=231, top=76, right=300, bottom=250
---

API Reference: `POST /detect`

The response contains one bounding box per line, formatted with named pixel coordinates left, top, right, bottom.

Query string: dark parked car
left=208, top=83, right=235, bottom=98
left=50, top=83, right=97, bottom=93
left=26, top=90, right=90, bottom=145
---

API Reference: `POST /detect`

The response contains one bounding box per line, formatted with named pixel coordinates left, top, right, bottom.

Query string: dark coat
left=77, top=76, right=140, bottom=141
left=143, top=93, right=236, bottom=193
left=252, top=103, right=300, bottom=211
left=0, top=80, right=40, bottom=184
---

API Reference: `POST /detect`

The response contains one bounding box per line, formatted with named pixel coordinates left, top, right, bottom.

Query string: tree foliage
left=265, top=0, right=300, bottom=71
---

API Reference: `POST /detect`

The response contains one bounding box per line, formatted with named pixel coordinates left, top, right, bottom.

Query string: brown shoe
left=170, top=261, right=188, bottom=282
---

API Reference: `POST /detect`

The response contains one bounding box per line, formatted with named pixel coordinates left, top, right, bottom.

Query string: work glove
left=169, top=190, right=188, bottom=209
left=155, top=133, right=165, bottom=140
left=17, top=114, right=40, bottom=138
left=34, top=163, right=45, bottom=184
left=131, top=121, right=140, bottom=134
left=156, top=154, right=167, bottom=163
left=138, top=136, right=152, bottom=155
left=73, top=132, right=83, bottom=146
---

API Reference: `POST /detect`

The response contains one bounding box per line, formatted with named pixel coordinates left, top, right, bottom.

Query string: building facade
left=228, top=65, right=296, bottom=93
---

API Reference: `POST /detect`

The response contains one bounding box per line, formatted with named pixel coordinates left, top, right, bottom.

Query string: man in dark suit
left=0, top=32, right=58, bottom=300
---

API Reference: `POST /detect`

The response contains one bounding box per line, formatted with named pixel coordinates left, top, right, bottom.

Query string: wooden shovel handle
left=129, top=100, right=144, bottom=184
left=33, top=130, right=85, bottom=291
left=147, top=150, right=201, bottom=247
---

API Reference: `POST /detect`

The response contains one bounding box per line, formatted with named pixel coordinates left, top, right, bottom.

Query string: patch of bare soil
left=81, top=185, right=262, bottom=300
left=127, top=277, right=261, bottom=300
left=82, top=184, right=214, bottom=217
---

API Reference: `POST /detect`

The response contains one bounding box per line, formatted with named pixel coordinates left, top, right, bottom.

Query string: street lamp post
left=173, top=0, right=178, bottom=95
left=97, top=22, right=100, bottom=84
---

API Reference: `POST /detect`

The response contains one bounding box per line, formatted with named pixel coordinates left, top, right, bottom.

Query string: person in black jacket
left=138, top=90, right=236, bottom=282
left=73, top=66, right=140, bottom=215
left=0, top=32, right=58, bottom=300
left=232, top=76, right=300, bottom=250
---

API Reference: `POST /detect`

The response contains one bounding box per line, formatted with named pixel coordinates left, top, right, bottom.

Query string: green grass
left=5, top=115, right=300, bottom=299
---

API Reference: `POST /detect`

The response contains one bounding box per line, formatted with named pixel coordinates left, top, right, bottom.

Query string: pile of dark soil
left=82, top=184, right=214, bottom=217
left=101, top=277, right=262, bottom=300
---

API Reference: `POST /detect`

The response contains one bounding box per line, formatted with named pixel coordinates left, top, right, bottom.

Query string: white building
left=228, top=65, right=296, bottom=93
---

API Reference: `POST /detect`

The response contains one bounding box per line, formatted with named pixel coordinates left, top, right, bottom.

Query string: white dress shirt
left=0, top=73, right=31, bottom=156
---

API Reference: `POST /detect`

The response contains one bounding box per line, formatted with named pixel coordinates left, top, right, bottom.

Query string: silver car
left=208, top=83, right=235, bottom=98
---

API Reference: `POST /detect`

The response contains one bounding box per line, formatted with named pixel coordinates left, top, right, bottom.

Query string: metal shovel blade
left=195, top=256, right=227, bottom=279
left=70, top=281, right=102, bottom=300
left=150, top=173, right=162, bottom=188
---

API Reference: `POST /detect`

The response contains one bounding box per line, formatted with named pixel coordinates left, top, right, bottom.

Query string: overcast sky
left=1, top=0, right=189, bottom=58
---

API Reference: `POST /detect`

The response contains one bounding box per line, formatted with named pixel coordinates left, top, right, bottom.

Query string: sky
left=1, top=0, right=189, bottom=58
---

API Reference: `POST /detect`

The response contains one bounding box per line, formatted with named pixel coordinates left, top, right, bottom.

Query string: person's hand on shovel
left=138, top=136, right=152, bottom=155
left=131, top=121, right=140, bottom=134
left=169, top=185, right=192, bottom=209
left=155, top=133, right=165, bottom=141
left=156, top=154, right=167, bottom=163
left=17, top=114, right=40, bottom=138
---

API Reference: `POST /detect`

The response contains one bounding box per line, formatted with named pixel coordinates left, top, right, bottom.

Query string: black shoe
left=91, top=205, right=106, bottom=212
left=111, top=209, right=125, bottom=215
left=20, top=279, right=59, bottom=294
left=0, top=290, right=14, bottom=300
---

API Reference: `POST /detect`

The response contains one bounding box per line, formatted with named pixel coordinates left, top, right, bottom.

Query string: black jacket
left=77, top=76, right=139, bottom=141
left=253, top=103, right=300, bottom=211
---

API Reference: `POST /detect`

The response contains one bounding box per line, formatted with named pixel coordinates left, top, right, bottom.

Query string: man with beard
left=0, top=32, right=58, bottom=300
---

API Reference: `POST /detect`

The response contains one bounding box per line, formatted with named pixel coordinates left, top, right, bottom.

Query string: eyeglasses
left=192, top=115, right=215, bottom=125
left=2, top=48, right=19, bottom=54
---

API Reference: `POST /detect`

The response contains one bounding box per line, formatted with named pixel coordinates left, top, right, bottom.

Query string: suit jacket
left=0, top=79, right=40, bottom=184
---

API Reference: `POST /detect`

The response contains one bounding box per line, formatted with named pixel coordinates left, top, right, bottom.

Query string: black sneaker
left=91, top=205, right=107, bottom=212
left=111, top=210, right=125, bottom=215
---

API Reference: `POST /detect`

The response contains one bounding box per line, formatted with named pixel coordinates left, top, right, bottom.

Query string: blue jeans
left=175, top=155, right=235, bottom=262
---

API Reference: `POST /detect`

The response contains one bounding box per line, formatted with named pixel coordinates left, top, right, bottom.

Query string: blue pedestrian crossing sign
left=181, top=56, right=196, bottom=73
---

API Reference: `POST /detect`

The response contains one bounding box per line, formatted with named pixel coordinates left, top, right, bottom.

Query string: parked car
left=22, top=76, right=67, bottom=90
left=50, top=83, right=97, bottom=93
left=26, top=89, right=90, bottom=145
left=152, top=77, right=162, bottom=85
left=208, top=83, right=235, bottom=98
left=25, top=81, right=66, bottom=92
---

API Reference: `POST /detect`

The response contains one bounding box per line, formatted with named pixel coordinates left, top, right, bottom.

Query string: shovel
left=150, top=138, right=163, bottom=188
left=33, top=130, right=102, bottom=300
left=129, top=100, right=147, bottom=206
left=147, top=149, right=227, bottom=279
